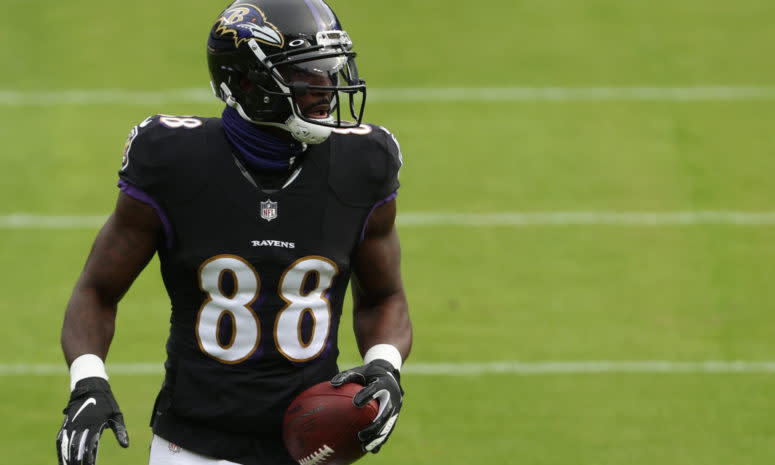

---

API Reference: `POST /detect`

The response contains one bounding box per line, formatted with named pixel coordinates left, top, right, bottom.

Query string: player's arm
left=61, top=191, right=161, bottom=362
left=350, top=198, right=411, bottom=360
left=57, top=191, right=162, bottom=465
left=331, top=197, right=412, bottom=453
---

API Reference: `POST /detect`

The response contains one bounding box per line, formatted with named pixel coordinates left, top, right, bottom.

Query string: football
left=282, top=381, right=378, bottom=465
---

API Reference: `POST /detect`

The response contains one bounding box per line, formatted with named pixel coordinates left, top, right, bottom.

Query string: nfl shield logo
left=260, top=199, right=278, bottom=221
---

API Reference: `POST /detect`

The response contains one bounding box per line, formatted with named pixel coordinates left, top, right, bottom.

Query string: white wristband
left=363, top=344, right=403, bottom=372
left=69, top=354, right=109, bottom=391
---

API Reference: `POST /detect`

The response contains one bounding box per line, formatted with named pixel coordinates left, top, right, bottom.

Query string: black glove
left=331, top=359, right=403, bottom=453
left=56, top=377, right=129, bottom=465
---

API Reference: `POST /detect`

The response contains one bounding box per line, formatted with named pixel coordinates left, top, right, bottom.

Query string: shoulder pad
left=118, top=114, right=213, bottom=201
left=327, top=124, right=403, bottom=207
left=121, top=114, right=208, bottom=171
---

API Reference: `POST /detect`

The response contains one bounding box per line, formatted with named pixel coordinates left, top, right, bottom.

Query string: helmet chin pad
left=285, top=115, right=333, bottom=144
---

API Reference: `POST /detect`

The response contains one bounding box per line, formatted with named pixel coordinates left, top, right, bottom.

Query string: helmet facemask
left=211, top=29, right=366, bottom=144
left=249, top=31, right=365, bottom=143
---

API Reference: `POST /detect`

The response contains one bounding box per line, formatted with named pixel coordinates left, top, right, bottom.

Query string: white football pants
left=149, top=435, right=242, bottom=465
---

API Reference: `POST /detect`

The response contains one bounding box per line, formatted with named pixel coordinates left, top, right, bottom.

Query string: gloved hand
left=56, top=377, right=129, bottom=465
left=331, top=359, right=403, bottom=453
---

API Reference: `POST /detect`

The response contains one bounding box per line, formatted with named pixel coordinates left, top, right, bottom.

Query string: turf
left=2, top=0, right=774, bottom=464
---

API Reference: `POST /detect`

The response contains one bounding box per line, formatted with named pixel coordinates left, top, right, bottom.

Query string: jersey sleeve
left=373, top=125, right=403, bottom=200
left=120, top=115, right=177, bottom=195
left=327, top=124, right=404, bottom=207
left=117, top=114, right=209, bottom=247
left=119, top=114, right=209, bottom=198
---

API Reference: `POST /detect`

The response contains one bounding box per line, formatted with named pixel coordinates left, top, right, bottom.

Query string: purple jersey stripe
left=359, top=191, right=398, bottom=244
left=118, top=179, right=174, bottom=249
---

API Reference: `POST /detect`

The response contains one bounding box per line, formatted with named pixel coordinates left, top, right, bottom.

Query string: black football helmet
left=207, top=0, right=366, bottom=144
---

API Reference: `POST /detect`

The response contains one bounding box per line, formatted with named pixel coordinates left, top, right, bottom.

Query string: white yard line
left=2, top=86, right=775, bottom=105
left=397, top=211, right=775, bottom=226
left=402, top=360, right=775, bottom=375
left=3, top=211, right=775, bottom=229
left=0, top=214, right=108, bottom=228
left=2, top=360, right=775, bottom=376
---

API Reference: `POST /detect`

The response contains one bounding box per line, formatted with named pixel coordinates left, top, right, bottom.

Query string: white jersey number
left=158, top=115, right=203, bottom=129
left=195, top=255, right=337, bottom=364
left=331, top=124, right=372, bottom=135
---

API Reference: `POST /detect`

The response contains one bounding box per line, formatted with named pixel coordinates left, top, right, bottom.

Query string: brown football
left=282, top=381, right=378, bottom=465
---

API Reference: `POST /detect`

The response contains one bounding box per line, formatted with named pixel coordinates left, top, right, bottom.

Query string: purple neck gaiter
left=221, top=106, right=303, bottom=172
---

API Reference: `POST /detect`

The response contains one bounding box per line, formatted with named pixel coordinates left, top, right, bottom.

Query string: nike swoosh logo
left=72, top=398, right=96, bottom=422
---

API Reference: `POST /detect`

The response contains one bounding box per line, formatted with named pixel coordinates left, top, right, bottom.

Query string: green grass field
left=2, top=0, right=775, bottom=464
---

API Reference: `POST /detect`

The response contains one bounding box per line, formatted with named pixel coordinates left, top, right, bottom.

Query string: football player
left=55, top=1, right=412, bottom=464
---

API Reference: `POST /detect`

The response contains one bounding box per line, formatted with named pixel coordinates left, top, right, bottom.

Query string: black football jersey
left=118, top=114, right=402, bottom=464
